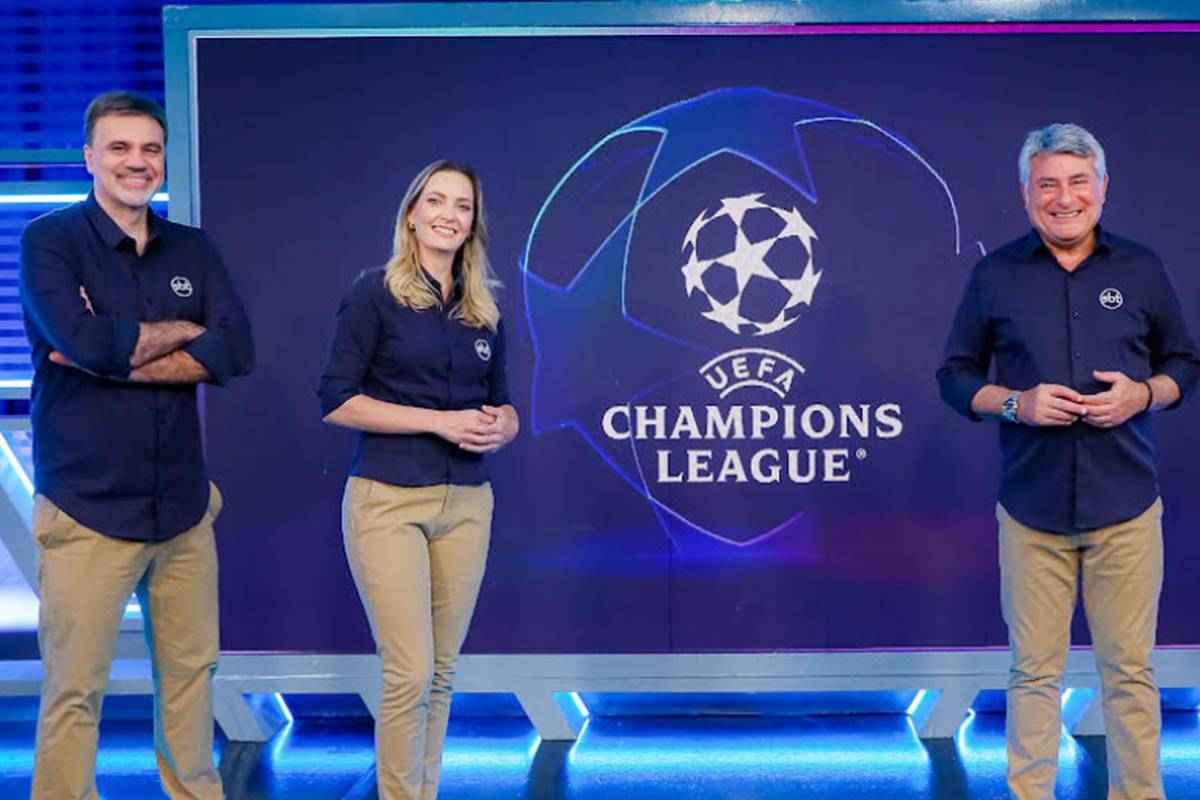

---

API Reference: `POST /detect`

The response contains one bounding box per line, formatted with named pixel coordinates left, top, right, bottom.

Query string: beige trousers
left=31, top=485, right=225, bottom=800
left=999, top=499, right=1164, bottom=800
left=342, top=477, right=493, bottom=800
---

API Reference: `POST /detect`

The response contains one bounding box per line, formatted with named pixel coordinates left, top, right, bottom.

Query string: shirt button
left=1074, top=352, right=1081, bottom=359
left=1072, top=311, right=1080, bottom=319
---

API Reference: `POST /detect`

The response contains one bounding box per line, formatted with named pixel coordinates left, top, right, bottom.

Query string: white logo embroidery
left=1099, top=287, right=1123, bottom=310
left=474, top=339, right=492, bottom=361
left=170, top=276, right=194, bottom=298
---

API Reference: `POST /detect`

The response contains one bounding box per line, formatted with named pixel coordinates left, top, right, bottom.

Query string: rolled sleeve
left=183, top=330, right=238, bottom=386
left=936, top=266, right=991, bottom=420
left=19, top=223, right=139, bottom=378
left=1147, top=264, right=1200, bottom=407
left=1157, top=359, right=1199, bottom=406
left=319, top=275, right=380, bottom=417
left=181, top=233, right=254, bottom=386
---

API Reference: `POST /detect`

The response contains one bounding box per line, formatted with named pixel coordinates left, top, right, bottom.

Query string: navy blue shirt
left=938, top=228, right=1198, bottom=534
left=319, top=267, right=511, bottom=487
left=19, top=194, right=254, bottom=541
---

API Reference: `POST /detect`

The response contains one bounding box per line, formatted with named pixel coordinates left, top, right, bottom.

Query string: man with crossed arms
left=19, top=91, right=253, bottom=798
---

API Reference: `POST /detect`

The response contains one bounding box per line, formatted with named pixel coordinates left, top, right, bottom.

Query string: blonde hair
left=383, top=160, right=501, bottom=330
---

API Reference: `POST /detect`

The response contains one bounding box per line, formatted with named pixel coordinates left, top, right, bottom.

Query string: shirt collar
left=421, top=265, right=464, bottom=303
left=1022, top=225, right=1112, bottom=261
left=83, top=191, right=163, bottom=252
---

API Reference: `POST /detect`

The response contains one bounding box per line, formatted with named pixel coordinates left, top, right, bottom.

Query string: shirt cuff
left=182, top=332, right=233, bottom=385
left=319, top=380, right=359, bottom=418
left=940, top=374, right=987, bottom=421
left=487, top=388, right=512, bottom=407
left=108, top=317, right=140, bottom=379
left=1155, top=360, right=1199, bottom=408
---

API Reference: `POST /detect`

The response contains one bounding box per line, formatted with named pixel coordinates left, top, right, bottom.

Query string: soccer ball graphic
left=681, top=193, right=821, bottom=336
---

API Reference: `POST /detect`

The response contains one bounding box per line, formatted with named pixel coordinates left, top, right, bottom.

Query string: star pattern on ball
left=680, top=194, right=822, bottom=336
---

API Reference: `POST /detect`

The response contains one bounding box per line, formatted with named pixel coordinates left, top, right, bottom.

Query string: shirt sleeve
left=486, top=317, right=513, bottom=407
left=1147, top=260, right=1200, bottom=407
left=319, top=274, right=382, bottom=417
left=936, top=263, right=992, bottom=421
left=181, top=232, right=255, bottom=386
left=19, top=219, right=139, bottom=378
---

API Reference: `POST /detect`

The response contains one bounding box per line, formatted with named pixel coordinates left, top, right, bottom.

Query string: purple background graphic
left=194, top=32, right=1200, bottom=654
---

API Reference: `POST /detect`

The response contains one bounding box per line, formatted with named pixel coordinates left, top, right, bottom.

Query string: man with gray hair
left=938, top=123, right=1198, bottom=799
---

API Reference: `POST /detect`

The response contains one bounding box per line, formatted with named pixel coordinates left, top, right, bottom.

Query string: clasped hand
left=1017, top=370, right=1146, bottom=428
left=437, top=405, right=518, bottom=453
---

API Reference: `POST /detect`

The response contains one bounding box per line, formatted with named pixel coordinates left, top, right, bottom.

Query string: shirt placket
left=131, top=249, right=165, bottom=538
left=441, top=305, right=456, bottom=482
left=1064, top=261, right=1088, bottom=530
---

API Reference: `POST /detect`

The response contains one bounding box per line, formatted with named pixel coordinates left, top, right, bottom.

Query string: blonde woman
left=320, top=161, right=518, bottom=799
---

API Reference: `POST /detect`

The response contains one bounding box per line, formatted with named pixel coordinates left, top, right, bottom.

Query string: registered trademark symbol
left=856, top=448, right=867, bottom=460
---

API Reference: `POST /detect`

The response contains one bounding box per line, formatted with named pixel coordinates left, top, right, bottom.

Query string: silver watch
left=1001, top=390, right=1020, bottom=423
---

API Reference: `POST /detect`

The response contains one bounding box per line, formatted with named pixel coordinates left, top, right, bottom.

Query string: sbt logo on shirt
left=474, top=339, right=491, bottom=362
left=170, top=276, right=194, bottom=298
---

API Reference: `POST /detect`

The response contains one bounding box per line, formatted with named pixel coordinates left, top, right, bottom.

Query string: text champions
left=601, top=403, right=903, bottom=484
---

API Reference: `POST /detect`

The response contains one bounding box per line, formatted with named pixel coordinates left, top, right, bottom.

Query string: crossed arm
left=51, top=318, right=211, bottom=384
left=24, top=224, right=254, bottom=385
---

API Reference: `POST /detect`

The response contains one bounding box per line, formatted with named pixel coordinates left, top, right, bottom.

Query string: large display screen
left=192, top=28, right=1200, bottom=653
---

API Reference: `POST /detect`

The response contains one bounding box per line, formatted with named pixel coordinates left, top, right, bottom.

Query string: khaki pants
left=342, top=477, right=493, bottom=800
left=999, top=499, right=1164, bottom=800
left=31, top=485, right=225, bottom=800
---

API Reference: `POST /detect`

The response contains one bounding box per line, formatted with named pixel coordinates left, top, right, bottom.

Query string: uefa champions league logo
left=682, top=193, right=820, bottom=336
left=523, top=87, right=963, bottom=549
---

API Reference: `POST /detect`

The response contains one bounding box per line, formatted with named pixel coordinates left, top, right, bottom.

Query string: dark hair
left=84, top=91, right=167, bottom=145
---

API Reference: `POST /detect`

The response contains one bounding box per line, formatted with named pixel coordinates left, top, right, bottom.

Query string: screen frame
left=164, top=1, right=1200, bottom=744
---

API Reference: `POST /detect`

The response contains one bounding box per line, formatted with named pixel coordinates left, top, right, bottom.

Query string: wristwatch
left=1001, top=390, right=1020, bottom=423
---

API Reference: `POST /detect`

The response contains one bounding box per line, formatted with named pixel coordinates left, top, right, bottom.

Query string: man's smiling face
left=85, top=113, right=165, bottom=215
left=1022, top=152, right=1107, bottom=255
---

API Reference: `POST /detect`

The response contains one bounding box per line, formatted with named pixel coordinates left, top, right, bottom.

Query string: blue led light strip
left=0, top=432, right=33, bottom=496
left=0, top=193, right=168, bottom=205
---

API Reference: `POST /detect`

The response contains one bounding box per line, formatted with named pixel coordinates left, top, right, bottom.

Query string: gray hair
left=1018, top=123, right=1106, bottom=186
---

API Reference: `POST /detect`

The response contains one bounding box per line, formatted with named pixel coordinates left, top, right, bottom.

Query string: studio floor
left=2, top=701, right=1200, bottom=799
